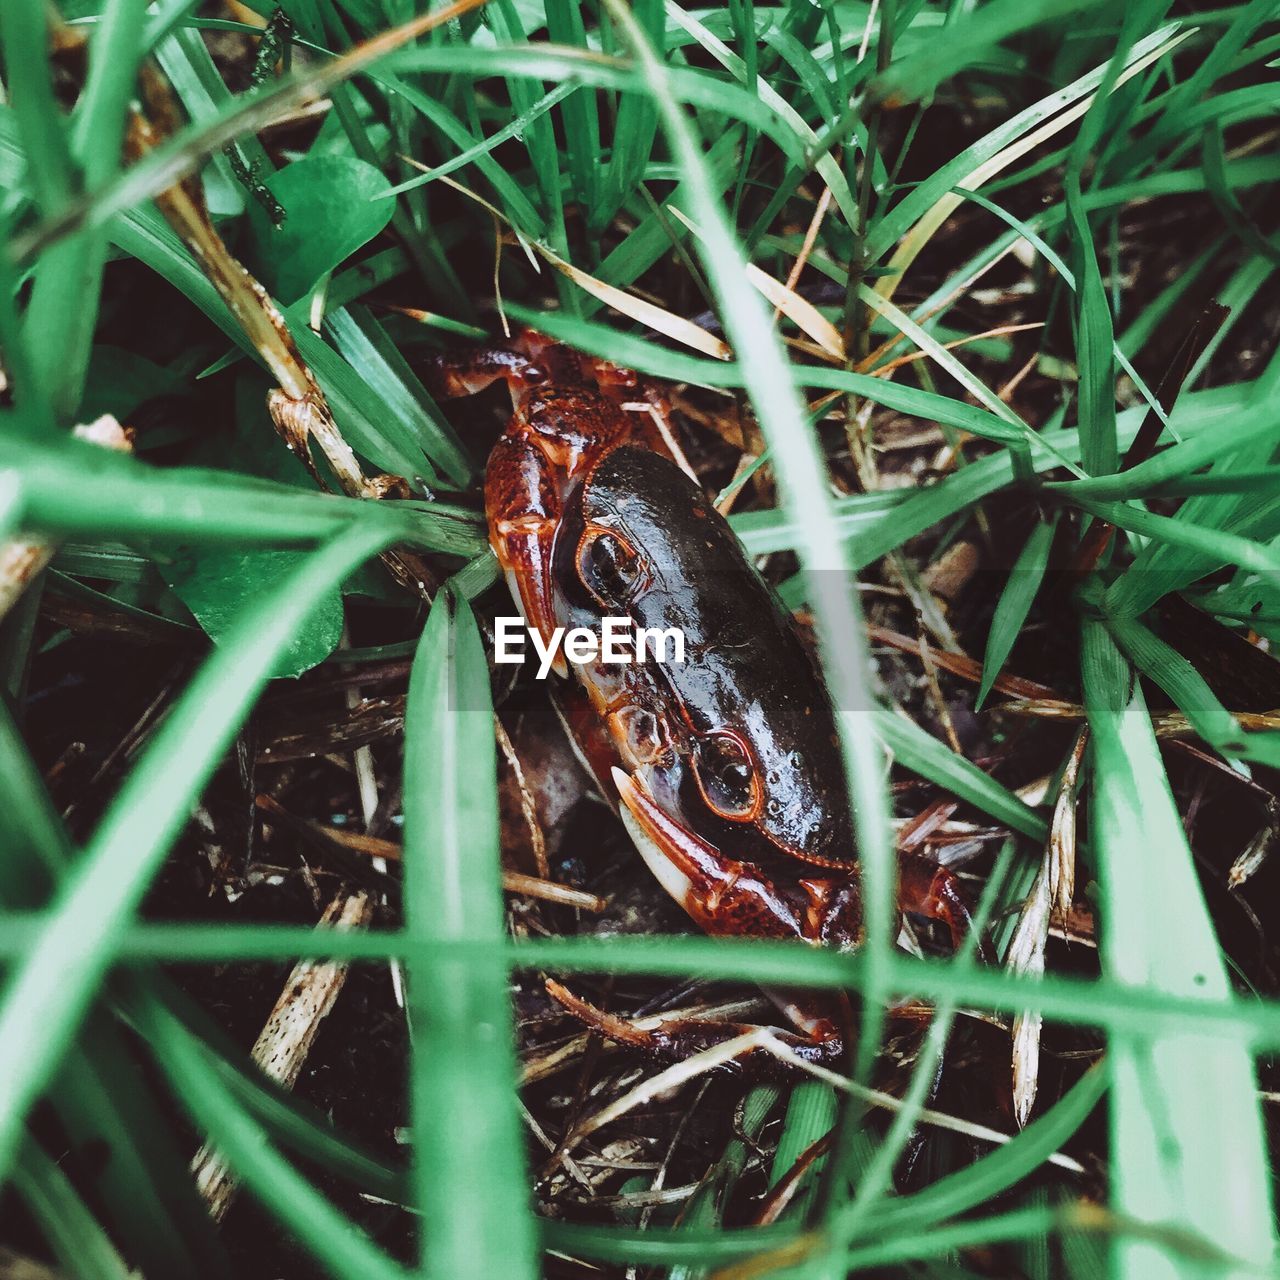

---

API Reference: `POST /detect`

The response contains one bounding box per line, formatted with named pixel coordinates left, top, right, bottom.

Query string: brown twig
left=124, top=65, right=441, bottom=600
left=255, top=794, right=606, bottom=911
left=866, top=624, right=1061, bottom=701
left=191, top=889, right=373, bottom=1220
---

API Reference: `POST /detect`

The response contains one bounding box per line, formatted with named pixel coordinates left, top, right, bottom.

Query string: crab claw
left=492, top=566, right=567, bottom=678
left=611, top=766, right=806, bottom=941
left=486, top=433, right=569, bottom=678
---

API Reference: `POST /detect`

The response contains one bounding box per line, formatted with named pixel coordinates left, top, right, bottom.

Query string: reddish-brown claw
left=484, top=432, right=562, bottom=655
left=611, top=767, right=985, bottom=961
left=612, top=766, right=829, bottom=943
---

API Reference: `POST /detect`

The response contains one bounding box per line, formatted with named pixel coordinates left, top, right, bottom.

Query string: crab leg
left=898, top=851, right=987, bottom=958
left=420, top=345, right=539, bottom=399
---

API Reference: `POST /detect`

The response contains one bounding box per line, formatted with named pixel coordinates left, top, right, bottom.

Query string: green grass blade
left=870, top=0, right=1112, bottom=107
left=10, top=432, right=483, bottom=553
left=875, top=707, right=1048, bottom=842
left=403, top=593, right=537, bottom=1280
left=1072, top=494, right=1280, bottom=586
left=668, top=1085, right=781, bottom=1280
left=664, top=4, right=860, bottom=233
left=864, top=22, right=1183, bottom=263
left=599, top=0, right=896, bottom=1118
left=147, top=1013, right=407, bottom=1280
left=323, top=304, right=475, bottom=487
left=0, top=3, right=75, bottom=211
left=48, top=1, right=148, bottom=399
left=768, top=1081, right=835, bottom=1221
left=13, top=1138, right=133, bottom=1280
left=597, top=0, right=662, bottom=228
left=1081, top=620, right=1274, bottom=1275
left=873, top=1065, right=1107, bottom=1235
left=0, top=703, right=233, bottom=1279
left=978, top=514, right=1059, bottom=709
left=545, top=0, right=602, bottom=234
left=1103, top=612, right=1243, bottom=753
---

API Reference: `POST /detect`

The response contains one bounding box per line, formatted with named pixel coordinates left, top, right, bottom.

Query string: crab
left=424, top=332, right=980, bottom=1065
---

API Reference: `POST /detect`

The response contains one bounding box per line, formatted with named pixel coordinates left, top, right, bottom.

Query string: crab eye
left=692, top=731, right=758, bottom=820
left=578, top=530, right=643, bottom=606
left=520, top=364, right=547, bottom=386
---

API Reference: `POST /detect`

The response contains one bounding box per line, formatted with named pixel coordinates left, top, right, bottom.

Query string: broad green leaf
left=80, top=344, right=185, bottom=422
left=244, top=154, right=395, bottom=305
left=155, top=544, right=343, bottom=678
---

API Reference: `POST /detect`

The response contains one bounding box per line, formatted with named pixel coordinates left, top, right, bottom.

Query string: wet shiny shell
left=553, top=444, right=855, bottom=867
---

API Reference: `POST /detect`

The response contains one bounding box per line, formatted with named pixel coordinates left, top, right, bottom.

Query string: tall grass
left=1, top=1, right=1279, bottom=1277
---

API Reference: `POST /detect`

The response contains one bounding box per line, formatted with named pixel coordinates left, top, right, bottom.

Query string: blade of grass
left=868, top=25, right=1187, bottom=302
left=1103, top=611, right=1244, bottom=754
left=1081, top=619, right=1275, bottom=1275
left=544, top=0, right=602, bottom=239
left=1100, top=352, right=1280, bottom=618
left=871, top=1064, right=1107, bottom=1237
left=498, top=307, right=1031, bottom=449
left=147, top=1013, right=408, bottom=1280
left=668, top=1085, right=781, bottom=1280
left=599, top=0, right=896, bottom=1120
left=0, top=697, right=235, bottom=1278
left=0, top=5, right=75, bottom=213
left=9, top=923, right=1280, bottom=1053
left=663, top=3, right=861, bottom=233
left=402, top=593, right=537, bottom=1280
left=868, top=0, right=1112, bottom=108
left=1068, top=494, right=1280, bottom=583
left=834, top=840, right=1015, bottom=1248
left=875, top=707, right=1049, bottom=842
left=14, top=0, right=147, bottom=422
left=12, top=1138, right=133, bottom=1280
left=767, top=1082, right=835, bottom=1223
left=596, top=0, right=662, bottom=229
left=8, top=0, right=493, bottom=262
left=323, top=304, right=475, bottom=487
left=11, top=433, right=483, bottom=553
left=978, top=513, right=1059, bottom=709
